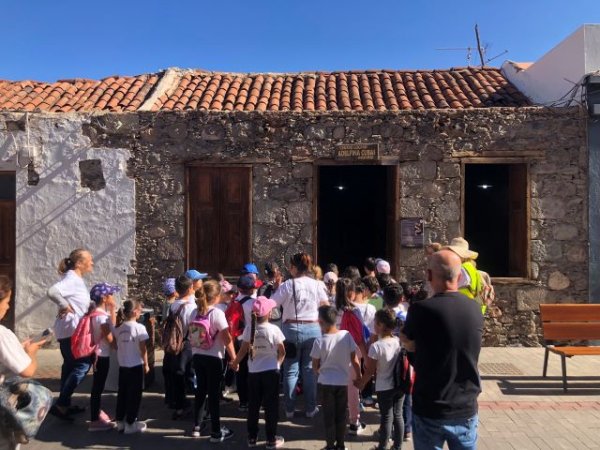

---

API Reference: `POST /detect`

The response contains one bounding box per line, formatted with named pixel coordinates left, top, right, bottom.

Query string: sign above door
left=335, top=143, right=379, bottom=161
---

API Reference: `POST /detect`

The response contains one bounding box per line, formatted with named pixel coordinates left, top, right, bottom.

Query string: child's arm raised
left=354, top=355, right=376, bottom=391
left=230, top=341, right=249, bottom=372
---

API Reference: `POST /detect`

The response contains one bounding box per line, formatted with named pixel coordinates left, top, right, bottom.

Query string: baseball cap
left=237, top=275, right=257, bottom=290
left=252, top=296, right=277, bottom=317
left=219, top=279, right=234, bottom=293
left=90, top=283, right=121, bottom=303
left=323, top=272, right=339, bottom=285
left=242, top=263, right=260, bottom=275
left=162, top=278, right=176, bottom=296
left=184, top=269, right=208, bottom=281
left=376, top=260, right=391, bottom=274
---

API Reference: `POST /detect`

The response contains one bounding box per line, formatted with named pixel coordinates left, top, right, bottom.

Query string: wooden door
left=187, top=167, right=251, bottom=276
left=0, top=173, right=16, bottom=330
left=508, top=164, right=528, bottom=277
left=386, top=165, right=400, bottom=280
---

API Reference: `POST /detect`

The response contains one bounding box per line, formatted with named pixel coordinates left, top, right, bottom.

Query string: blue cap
left=184, top=269, right=208, bottom=281
left=162, top=278, right=176, bottom=296
left=242, top=263, right=259, bottom=275
left=90, top=283, right=121, bottom=303
left=237, top=275, right=257, bottom=290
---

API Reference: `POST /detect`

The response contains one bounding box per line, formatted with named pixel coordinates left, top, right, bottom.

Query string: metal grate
left=479, top=362, right=523, bottom=375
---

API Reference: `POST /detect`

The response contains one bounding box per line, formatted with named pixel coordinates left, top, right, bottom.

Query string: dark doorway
left=464, top=163, right=528, bottom=277
left=0, top=173, right=16, bottom=330
left=318, top=165, right=390, bottom=273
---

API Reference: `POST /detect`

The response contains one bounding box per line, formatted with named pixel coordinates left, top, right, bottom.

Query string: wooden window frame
left=460, top=158, right=532, bottom=283
left=185, top=163, right=253, bottom=277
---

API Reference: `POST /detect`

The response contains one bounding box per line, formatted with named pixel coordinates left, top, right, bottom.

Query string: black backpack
left=393, top=347, right=415, bottom=394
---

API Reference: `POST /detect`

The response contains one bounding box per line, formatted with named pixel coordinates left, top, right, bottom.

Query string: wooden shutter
left=386, top=165, right=400, bottom=279
left=187, top=167, right=251, bottom=276
left=508, top=164, right=528, bottom=277
left=0, top=173, right=16, bottom=330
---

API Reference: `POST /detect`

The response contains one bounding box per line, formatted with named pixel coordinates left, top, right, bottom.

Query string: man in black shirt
left=401, top=249, right=483, bottom=450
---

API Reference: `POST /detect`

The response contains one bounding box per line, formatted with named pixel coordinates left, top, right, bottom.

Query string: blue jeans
left=413, top=413, right=478, bottom=450
left=281, top=322, right=320, bottom=414
left=57, top=337, right=92, bottom=407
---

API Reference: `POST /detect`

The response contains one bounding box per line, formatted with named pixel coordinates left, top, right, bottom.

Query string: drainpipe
left=586, top=75, right=600, bottom=303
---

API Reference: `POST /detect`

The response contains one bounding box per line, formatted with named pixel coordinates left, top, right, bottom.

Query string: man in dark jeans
left=401, top=250, right=483, bottom=450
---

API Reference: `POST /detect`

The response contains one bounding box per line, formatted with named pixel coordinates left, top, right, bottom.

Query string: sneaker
left=266, top=436, right=285, bottom=449
left=124, top=421, right=147, bottom=434
left=191, top=423, right=206, bottom=438
left=403, top=431, right=412, bottom=442
left=362, top=396, right=375, bottom=407
left=359, top=402, right=365, bottom=412
left=348, top=422, right=366, bottom=436
left=210, top=426, right=234, bottom=443
left=285, top=410, right=295, bottom=420
left=116, top=421, right=125, bottom=433
left=238, top=403, right=249, bottom=412
left=88, top=419, right=116, bottom=432
left=99, top=410, right=112, bottom=422
left=306, top=407, right=319, bottom=418
left=247, top=437, right=257, bottom=447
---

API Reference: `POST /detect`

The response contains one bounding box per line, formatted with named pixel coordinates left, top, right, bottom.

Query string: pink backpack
left=71, top=310, right=104, bottom=359
left=189, top=309, right=216, bottom=350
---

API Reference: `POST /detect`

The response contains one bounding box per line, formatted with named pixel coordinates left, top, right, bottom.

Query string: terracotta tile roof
left=0, top=67, right=530, bottom=113
left=0, top=74, right=160, bottom=112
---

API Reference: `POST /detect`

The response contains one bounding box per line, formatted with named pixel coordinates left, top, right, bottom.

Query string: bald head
left=428, top=249, right=462, bottom=292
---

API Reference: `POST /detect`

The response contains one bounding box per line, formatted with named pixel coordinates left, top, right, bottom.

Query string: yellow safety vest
left=459, top=262, right=486, bottom=315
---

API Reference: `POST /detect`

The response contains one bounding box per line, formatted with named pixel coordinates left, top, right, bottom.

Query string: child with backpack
left=88, top=283, right=119, bottom=432
left=189, top=280, right=237, bottom=442
left=335, top=278, right=368, bottom=436
left=355, top=309, right=405, bottom=450
left=225, top=275, right=256, bottom=411
left=114, top=300, right=149, bottom=434
left=230, top=296, right=286, bottom=449
left=311, top=305, right=362, bottom=450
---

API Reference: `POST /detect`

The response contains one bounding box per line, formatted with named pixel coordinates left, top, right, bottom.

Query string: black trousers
left=377, top=388, right=405, bottom=450
left=90, top=356, right=110, bottom=421
left=248, top=370, right=280, bottom=442
left=321, top=384, right=347, bottom=449
left=163, top=342, right=192, bottom=410
left=235, top=340, right=249, bottom=405
left=193, top=354, right=224, bottom=437
left=116, top=365, right=144, bottom=425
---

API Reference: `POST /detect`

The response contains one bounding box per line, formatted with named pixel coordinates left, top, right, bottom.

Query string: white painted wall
left=0, top=113, right=136, bottom=339
left=502, top=24, right=600, bottom=105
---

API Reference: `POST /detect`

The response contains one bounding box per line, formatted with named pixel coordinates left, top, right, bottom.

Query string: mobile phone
left=31, top=328, right=54, bottom=344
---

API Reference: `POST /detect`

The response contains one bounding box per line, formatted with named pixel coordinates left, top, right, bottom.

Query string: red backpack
left=71, top=310, right=104, bottom=359
left=225, top=296, right=252, bottom=339
left=340, top=308, right=370, bottom=348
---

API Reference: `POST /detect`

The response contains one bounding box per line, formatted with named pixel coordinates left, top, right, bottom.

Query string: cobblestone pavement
left=25, top=348, right=600, bottom=449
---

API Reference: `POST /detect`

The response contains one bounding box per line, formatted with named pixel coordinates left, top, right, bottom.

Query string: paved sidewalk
left=25, top=348, right=600, bottom=449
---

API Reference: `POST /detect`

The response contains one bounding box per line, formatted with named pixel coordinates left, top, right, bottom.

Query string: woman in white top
left=189, top=280, right=236, bottom=443
left=47, top=249, right=94, bottom=420
left=0, top=276, right=45, bottom=450
left=271, top=252, right=329, bottom=419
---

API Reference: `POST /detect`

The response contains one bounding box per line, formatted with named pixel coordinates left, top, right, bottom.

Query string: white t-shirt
left=272, top=276, right=329, bottom=323
left=115, top=321, right=149, bottom=368
left=241, top=322, right=285, bottom=373
left=368, top=336, right=401, bottom=392
left=170, top=295, right=197, bottom=336
left=0, top=325, right=31, bottom=376
left=354, top=302, right=377, bottom=333
left=191, top=306, right=229, bottom=359
left=310, top=330, right=356, bottom=386
left=51, top=270, right=90, bottom=339
left=91, top=309, right=113, bottom=357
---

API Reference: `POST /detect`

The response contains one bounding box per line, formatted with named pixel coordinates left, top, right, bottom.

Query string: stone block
left=286, top=202, right=311, bottom=224
left=566, top=244, right=587, bottom=263
left=269, top=185, right=300, bottom=201
left=147, top=226, right=167, bottom=238
left=332, top=126, right=345, bottom=140
left=531, top=240, right=563, bottom=262
left=531, top=197, right=566, bottom=220
left=553, top=224, right=579, bottom=241
left=438, top=163, right=461, bottom=179
left=292, top=164, right=314, bottom=179
left=548, top=271, right=570, bottom=290
left=516, top=288, right=548, bottom=311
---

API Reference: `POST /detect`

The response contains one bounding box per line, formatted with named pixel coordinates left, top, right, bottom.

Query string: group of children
left=85, top=257, right=417, bottom=450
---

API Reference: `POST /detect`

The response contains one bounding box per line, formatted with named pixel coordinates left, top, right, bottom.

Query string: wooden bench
left=539, top=304, right=600, bottom=392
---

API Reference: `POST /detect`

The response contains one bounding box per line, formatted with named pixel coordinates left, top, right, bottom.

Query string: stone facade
left=0, top=106, right=588, bottom=345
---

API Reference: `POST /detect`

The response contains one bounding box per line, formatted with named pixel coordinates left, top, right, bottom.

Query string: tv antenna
left=436, top=24, right=508, bottom=67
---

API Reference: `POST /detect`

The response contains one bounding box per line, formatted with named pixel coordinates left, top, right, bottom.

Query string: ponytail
left=195, top=286, right=208, bottom=316
left=335, top=278, right=355, bottom=311
left=374, top=308, right=396, bottom=333
left=117, top=299, right=141, bottom=326
left=195, top=280, right=221, bottom=315
left=290, top=252, right=312, bottom=275
left=249, top=312, right=257, bottom=361
left=58, top=248, right=88, bottom=275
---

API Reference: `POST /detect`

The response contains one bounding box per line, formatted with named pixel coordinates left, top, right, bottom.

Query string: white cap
left=376, top=260, right=391, bottom=274
left=323, top=272, right=338, bottom=284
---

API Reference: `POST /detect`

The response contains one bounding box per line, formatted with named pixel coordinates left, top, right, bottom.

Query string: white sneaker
left=266, top=436, right=285, bottom=449
left=306, top=407, right=319, bottom=418
left=209, top=426, right=234, bottom=443
left=124, top=421, right=147, bottom=434
left=348, top=421, right=366, bottom=435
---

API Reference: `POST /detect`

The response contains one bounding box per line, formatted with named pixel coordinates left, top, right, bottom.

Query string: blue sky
left=2, top=0, right=600, bottom=81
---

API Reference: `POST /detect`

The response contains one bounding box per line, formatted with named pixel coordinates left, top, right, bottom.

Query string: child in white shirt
left=231, top=296, right=286, bottom=449
left=356, top=309, right=404, bottom=450
left=311, top=305, right=361, bottom=450
left=115, top=300, right=149, bottom=434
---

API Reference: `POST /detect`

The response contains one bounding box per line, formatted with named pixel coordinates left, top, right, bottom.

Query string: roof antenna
left=437, top=24, right=508, bottom=68
left=475, top=24, right=486, bottom=67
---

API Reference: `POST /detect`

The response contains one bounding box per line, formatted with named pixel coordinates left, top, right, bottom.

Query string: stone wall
left=82, top=106, right=587, bottom=346
left=0, top=113, right=136, bottom=339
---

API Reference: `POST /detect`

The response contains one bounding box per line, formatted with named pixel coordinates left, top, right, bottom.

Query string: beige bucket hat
left=444, top=237, right=479, bottom=260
